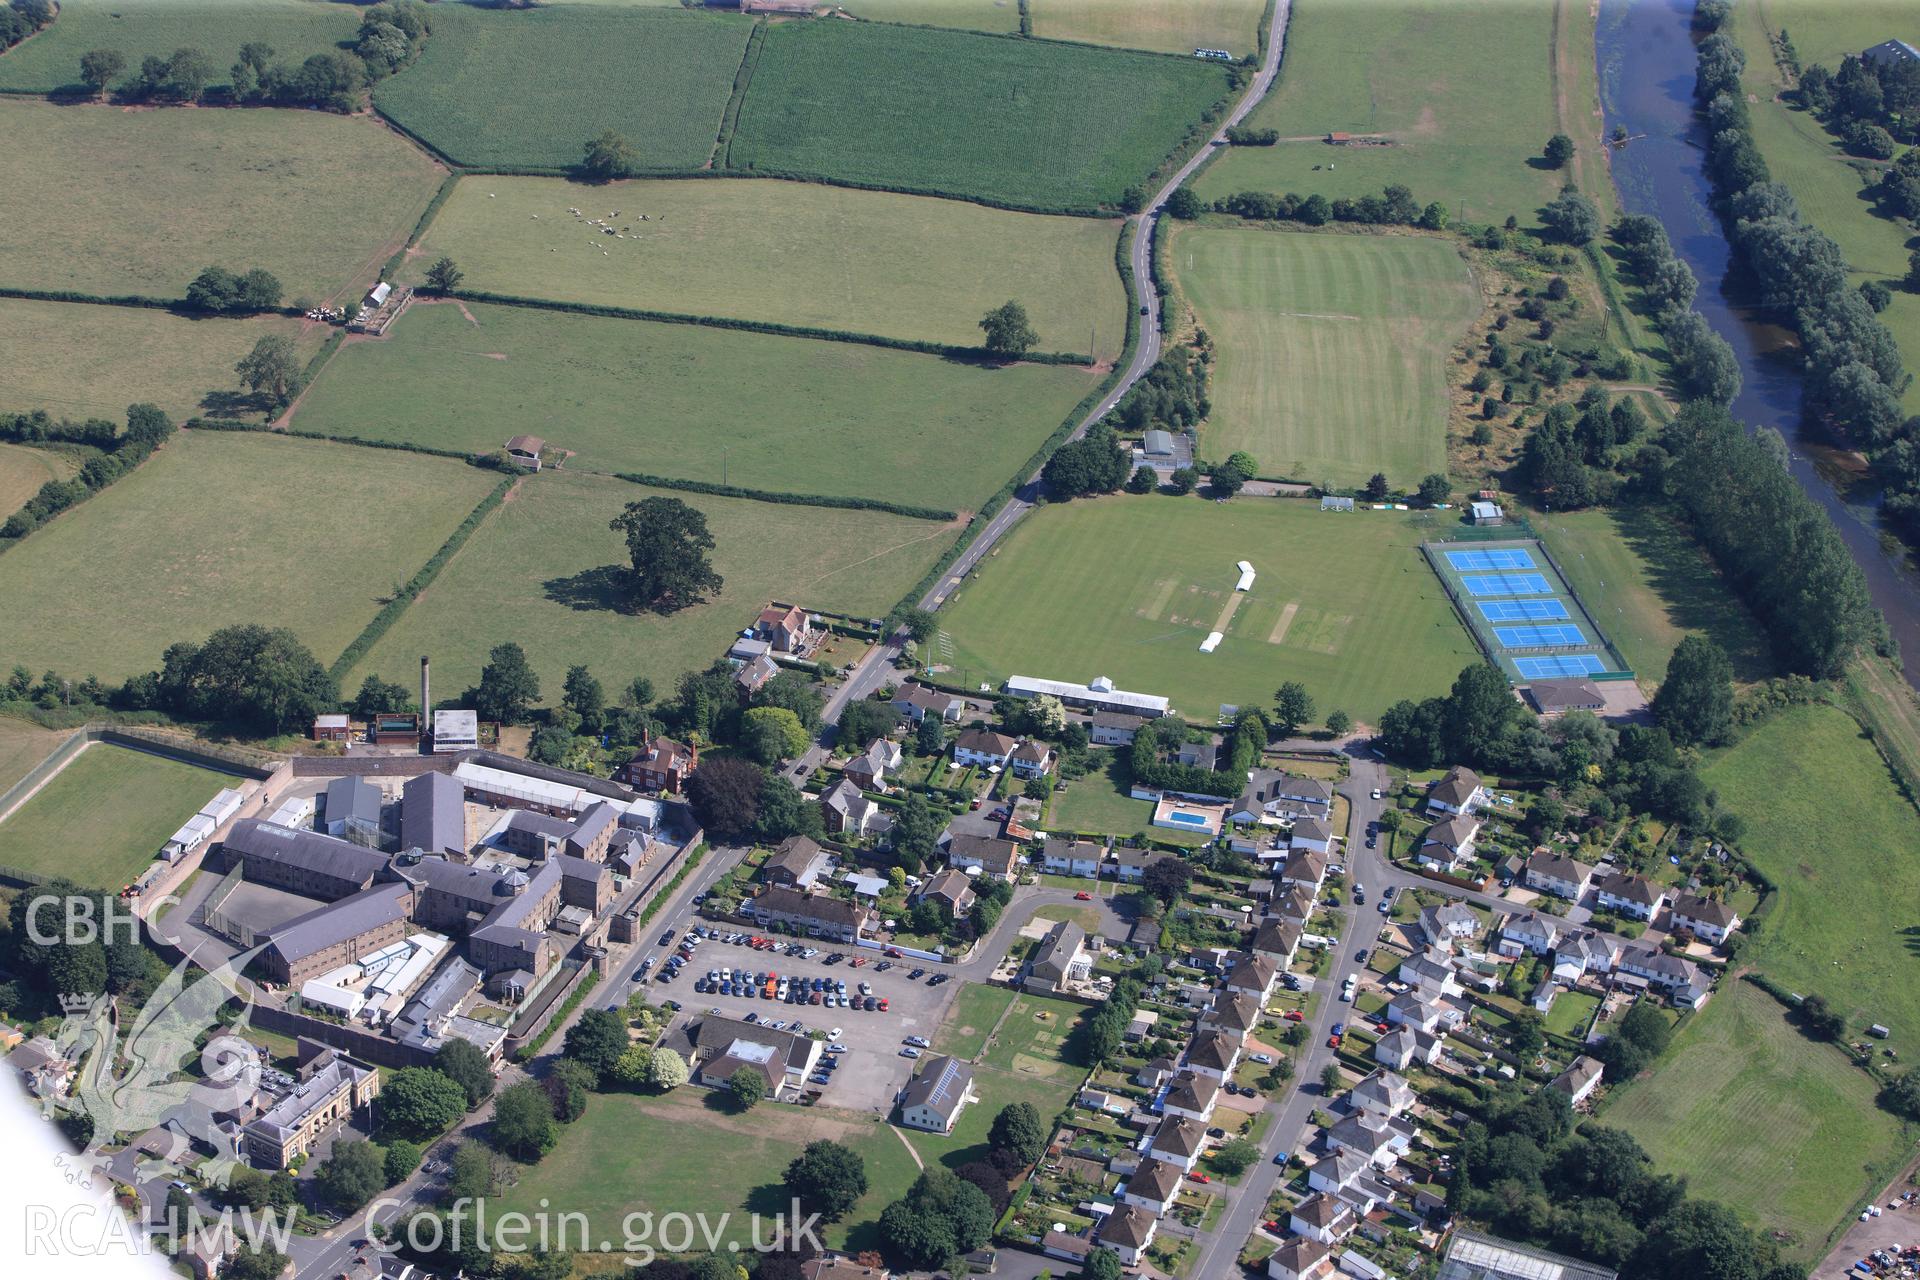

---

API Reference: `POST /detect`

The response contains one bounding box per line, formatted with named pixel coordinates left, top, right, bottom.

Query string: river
left=1596, top=0, right=1920, bottom=684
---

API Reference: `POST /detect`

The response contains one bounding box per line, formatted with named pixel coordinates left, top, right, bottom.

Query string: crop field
left=838, top=0, right=1021, bottom=32
left=1532, top=503, right=1773, bottom=688
left=1031, top=0, right=1267, bottom=58
left=1175, top=227, right=1479, bottom=486
left=343, top=469, right=951, bottom=698
left=293, top=300, right=1096, bottom=511
left=1193, top=0, right=1565, bottom=225
left=0, top=742, right=238, bottom=890
left=408, top=176, right=1128, bottom=360
left=728, top=19, right=1231, bottom=210
left=0, top=718, right=65, bottom=797
left=0, top=443, right=76, bottom=521
left=0, top=0, right=359, bottom=94
left=372, top=5, right=750, bottom=171
left=0, top=431, right=498, bottom=682
left=0, top=300, right=324, bottom=421
left=1701, top=704, right=1920, bottom=1064
left=940, top=496, right=1479, bottom=723
left=0, top=100, right=441, bottom=303
left=1607, top=981, right=1905, bottom=1263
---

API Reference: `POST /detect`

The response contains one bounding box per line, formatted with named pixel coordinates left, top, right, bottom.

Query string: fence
left=1419, top=537, right=1633, bottom=683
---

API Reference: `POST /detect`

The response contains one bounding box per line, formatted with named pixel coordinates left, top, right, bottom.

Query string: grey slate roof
left=264, top=882, right=413, bottom=968
left=223, top=820, right=389, bottom=890
left=401, top=770, right=465, bottom=856
left=324, top=776, right=383, bottom=830
left=898, top=1053, right=973, bottom=1124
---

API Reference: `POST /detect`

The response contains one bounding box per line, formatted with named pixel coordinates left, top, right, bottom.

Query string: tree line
left=0, top=403, right=176, bottom=543
left=0, top=0, right=50, bottom=53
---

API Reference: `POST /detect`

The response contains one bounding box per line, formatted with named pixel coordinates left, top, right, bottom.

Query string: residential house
left=1427, top=765, right=1486, bottom=816
left=1553, top=930, right=1621, bottom=984
left=1024, top=919, right=1091, bottom=993
left=896, top=1054, right=976, bottom=1133
left=1252, top=917, right=1304, bottom=969
left=734, top=652, right=779, bottom=696
left=1110, top=845, right=1158, bottom=883
left=754, top=604, right=819, bottom=656
left=1280, top=848, right=1330, bottom=894
left=822, top=779, right=882, bottom=838
left=1122, top=1157, right=1184, bottom=1216
left=1290, top=816, right=1334, bottom=855
left=1200, top=990, right=1263, bottom=1043
left=1373, top=1026, right=1443, bottom=1072
left=1134, top=1056, right=1178, bottom=1091
left=762, top=836, right=829, bottom=890
left=1041, top=837, right=1103, bottom=877
left=1398, top=950, right=1464, bottom=1000
left=1593, top=871, right=1666, bottom=922
left=1418, top=901, right=1480, bottom=950
left=1268, top=1236, right=1336, bottom=1280
left=1617, top=948, right=1710, bottom=1007
left=1147, top=1114, right=1208, bottom=1171
left=1161, top=1070, right=1221, bottom=1123
left=1350, top=1069, right=1415, bottom=1117
left=1550, top=1055, right=1605, bottom=1107
left=953, top=729, right=1018, bottom=770
left=1041, top=1231, right=1095, bottom=1269
left=747, top=886, right=874, bottom=942
left=1274, top=884, right=1317, bottom=924
left=1097, top=1205, right=1158, bottom=1268
left=1670, top=892, right=1742, bottom=944
left=1496, top=909, right=1562, bottom=958
left=947, top=834, right=1020, bottom=881
left=1175, top=737, right=1219, bottom=771
left=1290, top=1193, right=1356, bottom=1245
left=891, top=684, right=965, bottom=725
left=1223, top=951, right=1280, bottom=1003
left=1415, top=814, right=1481, bottom=872
left=618, top=737, right=698, bottom=795
left=1526, top=679, right=1606, bottom=715
left=916, top=869, right=977, bottom=919
left=1008, top=739, right=1056, bottom=780
left=1231, top=770, right=1334, bottom=826
left=844, top=738, right=904, bottom=793
left=802, top=1258, right=892, bottom=1280
left=1384, top=992, right=1451, bottom=1035
left=1325, top=1107, right=1413, bottom=1169
left=1181, top=1029, right=1240, bottom=1083
left=1525, top=851, right=1594, bottom=901
left=1090, top=711, right=1147, bottom=746
left=1307, top=1147, right=1372, bottom=1196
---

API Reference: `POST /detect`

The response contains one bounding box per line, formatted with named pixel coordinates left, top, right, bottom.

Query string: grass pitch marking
left=1210, top=591, right=1246, bottom=636
left=1141, top=577, right=1179, bottom=621
left=1267, top=600, right=1300, bottom=645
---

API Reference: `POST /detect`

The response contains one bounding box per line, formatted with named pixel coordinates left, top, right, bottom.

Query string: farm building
left=365, top=282, right=393, bottom=310
left=504, top=435, right=545, bottom=472
left=1863, top=39, right=1920, bottom=68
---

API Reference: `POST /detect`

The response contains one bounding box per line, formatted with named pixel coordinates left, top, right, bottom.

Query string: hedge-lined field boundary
left=608, top=470, right=955, bottom=522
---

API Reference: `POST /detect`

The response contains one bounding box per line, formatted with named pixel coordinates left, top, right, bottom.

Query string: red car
left=850, top=956, right=868, bottom=968
left=1074, top=891, right=1093, bottom=901
left=1282, top=1010, right=1305, bottom=1023
left=884, top=946, right=903, bottom=958
left=1263, top=1220, right=1282, bottom=1233
left=1187, top=1172, right=1210, bottom=1184
left=877, top=997, right=890, bottom=1011
left=1327, top=1034, right=1343, bottom=1049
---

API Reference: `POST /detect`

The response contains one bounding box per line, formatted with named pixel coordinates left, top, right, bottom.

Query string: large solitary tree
left=79, top=49, right=125, bottom=99
left=785, top=1140, right=868, bottom=1221
left=979, top=301, right=1038, bottom=358
left=580, top=130, right=638, bottom=181
left=610, top=496, right=723, bottom=612
left=235, top=334, right=301, bottom=413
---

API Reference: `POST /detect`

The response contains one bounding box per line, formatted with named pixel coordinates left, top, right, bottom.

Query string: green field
left=0, top=100, right=441, bottom=303
left=933, top=980, right=1019, bottom=1061
left=343, top=468, right=951, bottom=698
left=373, top=5, right=750, bottom=170
left=1532, top=504, right=1773, bottom=688
left=1175, top=227, right=1479, bottom=485
left=0, top=742, right=238, bottom=889
left=293, top=300, right=1096, bottom=511
left=907, top=990, right=1086, bottom=1170
left=1732, top=1, right=1920, bottom=412
left=408, top=176, right=1128, bottom=360
left=1031, top=0, right=1267, bottom=58
left=1702, top=704, right=1920, bottom=1063
left=0, top=0, right=359, bottom=94
left=1193, top=0, right=1566, bottom=225
left=838, top=0, right=1022, bottom=32
left=1606, top=981, right=1905, bottom=1263
left=0, top=299, right=324, bottom=421
left=0, top=443, right=76, bottom=520
left=728, top=19, right=1231, bottom=210
left=0, top=718, right=66, bottom=797
left=0, top=431, right=498, bottom=681
left=940, top=496, right=1480, bottom=723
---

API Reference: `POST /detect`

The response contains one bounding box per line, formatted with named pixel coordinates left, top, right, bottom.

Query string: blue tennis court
left=1461, top=571, right=1553, bottom=597
left=1515, top=654, right=1607, bottom=679
left=1494, top=623, right=1587, bottom=649
left=1478, top=599, right=1570, bottom=623
left=1445, top=548, right=1537, bottom=572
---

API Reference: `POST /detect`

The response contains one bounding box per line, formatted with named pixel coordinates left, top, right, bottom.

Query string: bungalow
left=1525, top=851, right=1594, bottom=901
left=1041, top=1231, right=1095, bottom=1269
left=1147, top=1114, right=1208, bottom=1171
left=1280, top=848, right=1330, bottom=894
left=953, top=729, right=1018, bottom=770
left=618, top=737, right=698, bottom=795
left=891, top=683, right=965, bottom=725
left=1415, top=814, right=1481, bottom=872
left=1097, top=1204, right=1158, bottom=1268
left=1009, top=739, right=1056, bottom=780
left=1593, top=871, right=1666, bottom=921
left=1176, top=738, right=1219, bottom=771
left=1373, top=1026, right=1443, bottom=1072
left=946, top=834, right=1020, bottom=882
left=1079, top=1086, right=1129, bottom=1115
left=1427, top=765, right=1486, bottom=816
left=1290, top=1193, right=1357, bottom=1246
left=1289, top=817, right=1334, bottom=855
left=1090, top=710, right=1148, bottom=746
left=843, top=738, right=903, bottom=793
left=747, top=886, right=875, bottom=942
left=1024, top=919, right=1091, bottom=993
left=1670, top=892, right=1742, bottom=944
left=1550, top=1055, right=1605, bottom=1107
left=1122, top=1157, right=1184, bottom=1216
left=762, top=836, right=829, bottom=890
left=896, top=1053, right=976, bottom=1133
left=1182, top=1029, right=1241, bottom=1082
left=1418, top=901, right=1480, bottom=950
left=916, top=868, right=977, bottom=919
left=1252, top=917, right=1304, bottom=968
left=821, top=779, right=883, bottom=837
left=1042, top=837, right=1104, bottom=877
left=1222, top=951, right=1280, bottom=1003
left=1496, top=909, right=1561, bottom=957
left=1160, top=1071, right=1220, bottom=1123
left=1526, top=678, right=1606, bottom=715
left=754, top=604, right=819, bottom=657
left=1268, top=1236, right=1336, bottom=1280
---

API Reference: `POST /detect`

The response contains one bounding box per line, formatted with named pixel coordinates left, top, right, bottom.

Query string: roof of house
left=400, top=770, right=465, bottom=856
left=921, top=868, right=976, bottom=907
left=1293, top=1192, right=1352, bottom=1230
left=1184, top=1030, right=1237, bottom=1071
left=1499, top=908, right=1561, bottom=942
left=1091, top=710, right=1148, bottom=730
left=899, top=1053, right=973, bottom=1124
left=1429, top=765, right=1483, bottom=807
left=1030, top=919, right=1087, bottom=984
left=763, top=835, right=827, bottom=882
left=632, top=736, right=693, bottom=773
left=1270, top=1236, right=1332, bottom=1276
left=1551, top=1055, right=1605, bottom=1098
left=1043, top=836, right=1104, bottom=862
left=849, top=738, right=898, bottom=777
left=758, top=604, right=808, bottom=631
left=222, top=820, right=389, bottom=889
left=1150, top=1114, right=1207, bottom=1157
left=751, top=885, right=872, bottom=930
left=1526, top=850, right=1594, bottom=883
left=1350, top=1068, right=1415, bottom=1115
left=1276, top=885, right=1316, bottom=920
left=1527, top=678, right=1606, bottom=712
left=1672, top=892, right=1738, bottom=926
left=954, top=728, right=1018, bottom=758
left=1099, top=1204, right=1157, bottom=1249
left=1422, top=814, right=1480, bottom=850
left=1282, top=848, right=1328, bottom=881
left=1010, top=740, right=1052, bottom=765
left=822, top=778, right=875, bottom=821
left=892, top=683, right=961, bottom=711
left=1421, top=901, right=1480, bottom=935
left=948, top=834, right=1019, bottom=874
left=1594, top=871, right=1664, bottom=906
left=1204, top=990, right=1262, bottom=1032
left=1223, top=951, right=1277, bottom=993
left=505, top=434, right=545, bottom=454
left=1127, top=1157, right=1182, bottom=1202
left=1309, top=1147, right=1370, bottom=1186
left=1253, top=917, right=1304, bottom=959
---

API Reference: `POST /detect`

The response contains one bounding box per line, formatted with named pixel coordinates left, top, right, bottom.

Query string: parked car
left=1074, top=891, right=1093, bottom=901
left=900, top=1047, right=922, bottom=1058
left=1187, top=1172, right=1210, bottom=1184
left=1282, top=1010, right=1305, bottom=1023
left=928, top=974, right=949, bottom=987
left=877, top=997, right=889, bottom=1011
left=908, top=968, right=926, bottom=980
left=905, top=1035, right=931, bottom=1048
left=1250, top=1052, right=1275, bottom=1065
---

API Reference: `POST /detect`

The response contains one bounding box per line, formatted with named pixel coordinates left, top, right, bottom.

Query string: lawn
left=0, top=299, right=325, bottom=421
left=292, top=300, right=1096, bottom=512
left=1031, top=0, right=1267, bottom=58
left=836, top=0, right=1021, bottom=33
left=727, top=18, right=1232, bottom=211
left=0, top=742, right=238, bottom=890
left=0, top=717, right=65, bottom=797
left=406, top=175, right=1128, bottom=361
left=907, top=990, right=1087, bottom=1170
left=1702, top=704, right=1920, bottom=1063
left=0, top=442, right=76, bottom=520
left=1192, top=0, right=1569, bottom=226
left=940, top=496, right=1480, bottom=724
left=1173, top=226, right=1480, bottom=486
left=1606, top=981, right=1906, bottom=1263
left=0, top=0, right=359, bottom=93
left=0, top=99, right=441, bottom=304
left=1531, top=503, right=1774, bottom=688
left=0, top=431, right=499, bottom=681
left=1730, top=0, right=1920, bottom=412
left=372, top=4, right=750, bottom=171
left=933, top=979, right=1018, bottom=1061
left=1048, top=760, right=1162, bottom=839
left=1541, top=988, right=1597, bottom=1039
left=342, top=468, right=952, bottom=701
